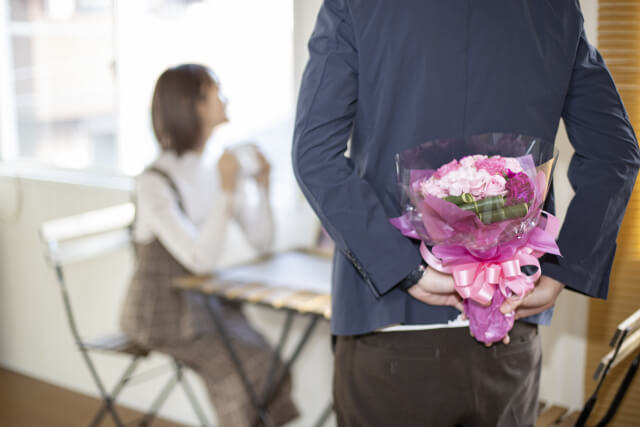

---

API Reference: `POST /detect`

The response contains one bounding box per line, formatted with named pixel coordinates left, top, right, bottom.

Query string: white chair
left=39, top=203, right=210, bottom=427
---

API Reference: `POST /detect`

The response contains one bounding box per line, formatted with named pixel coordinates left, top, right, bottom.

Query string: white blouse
left=134, top=150, right=274, bottom=275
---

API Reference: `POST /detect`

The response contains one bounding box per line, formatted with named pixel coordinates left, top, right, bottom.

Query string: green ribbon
left=445, top=194, right=505, bottom=214
left=444, top=193, right=528, bottom=224
left=478, top=203, right=529, bottom=224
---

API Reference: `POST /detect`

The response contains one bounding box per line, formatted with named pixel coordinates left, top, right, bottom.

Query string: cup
left=230, top=143, right=261, bottom=177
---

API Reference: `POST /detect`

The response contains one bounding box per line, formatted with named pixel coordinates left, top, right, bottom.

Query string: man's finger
left=514, top=289, right=551, bottom=309
left=500, top=276, right=565, bottom=315
left=480, top=333, right=510, bottom=347
left=500, top=283, right=550, bottom=314
left=515, top=304, right=553, bottom=320
left=500, top=296, right=523, bottom=314
left=408, top=287, right=464, bottom=312
left=453, top=297, right=464, bottom=313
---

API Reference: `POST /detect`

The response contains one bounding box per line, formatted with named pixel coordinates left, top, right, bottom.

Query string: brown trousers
left=333, top=321, right=541, bottom=427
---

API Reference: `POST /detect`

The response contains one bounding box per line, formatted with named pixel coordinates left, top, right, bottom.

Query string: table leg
left=260, top=310, right=295, bottom=407
left=252, top=314, right=321, bottom=427
left=199, top=292, right=275, bottom=427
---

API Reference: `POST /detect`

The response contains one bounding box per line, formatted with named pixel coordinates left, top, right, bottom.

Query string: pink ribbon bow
left=421, top=212, right=559, bottom=305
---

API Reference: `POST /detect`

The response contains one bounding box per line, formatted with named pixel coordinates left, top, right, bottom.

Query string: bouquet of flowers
left=390, top=133, right=561, bottom=344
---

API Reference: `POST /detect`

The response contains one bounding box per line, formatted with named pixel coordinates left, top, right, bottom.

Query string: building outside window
left=1, top=0, right=294, bottom=180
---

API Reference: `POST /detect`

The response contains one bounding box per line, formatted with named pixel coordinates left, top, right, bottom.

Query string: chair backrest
left=39, top=203, right=135, bottom=345
left=40, top=203, right=135, bottom=267
left=594, top=308, right=640, bottom=381
left=610, top=308, right=640, bottom=348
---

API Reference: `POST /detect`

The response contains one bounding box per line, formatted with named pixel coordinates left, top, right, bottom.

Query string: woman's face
left=198, top=82, right=228, bottom=147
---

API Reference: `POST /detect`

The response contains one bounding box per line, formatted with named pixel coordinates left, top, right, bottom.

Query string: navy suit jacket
left=292, top=0, right=640, bottom=336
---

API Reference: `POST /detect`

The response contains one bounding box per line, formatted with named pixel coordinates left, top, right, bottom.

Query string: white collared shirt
left=377, top=314, right=469, bottom=332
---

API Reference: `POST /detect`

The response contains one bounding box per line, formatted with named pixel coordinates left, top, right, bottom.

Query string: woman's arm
left=137, top=172, right=234, bottom=274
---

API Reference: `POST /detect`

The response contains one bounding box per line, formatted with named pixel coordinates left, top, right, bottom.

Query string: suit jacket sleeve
left=292, top=0, right=421, bottom=298
left=541, top=25, right=640, bottom=298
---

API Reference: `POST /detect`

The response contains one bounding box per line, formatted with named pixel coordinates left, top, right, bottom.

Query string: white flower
left=505, top=158, right=524, bottom=173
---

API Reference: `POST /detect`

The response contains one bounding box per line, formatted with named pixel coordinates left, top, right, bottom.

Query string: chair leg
left=138, top=365, right=180, bottom=426
left=89, top=355, right=141, bottom=427
left=595, top=352, right=640, bottom=427
left=313, top=401, right=334, bottom=427
left=91, top=397, right=126, bottom=427
left=175, top=362, right=211, bottom=427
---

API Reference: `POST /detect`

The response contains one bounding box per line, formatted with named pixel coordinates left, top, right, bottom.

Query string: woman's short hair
left=151, top=64, right=217, bottom=155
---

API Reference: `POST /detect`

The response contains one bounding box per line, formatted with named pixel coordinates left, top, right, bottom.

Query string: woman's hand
left=255, top=150, right=271, bottom=188
left=218, top=150, right=240, bottom=193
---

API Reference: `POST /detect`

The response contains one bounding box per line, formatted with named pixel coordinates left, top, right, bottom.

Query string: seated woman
left=119, top=64, right=298, bottom=426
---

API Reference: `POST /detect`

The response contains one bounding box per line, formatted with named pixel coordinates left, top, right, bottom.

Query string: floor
left=0, top=368, right=190, bottom=427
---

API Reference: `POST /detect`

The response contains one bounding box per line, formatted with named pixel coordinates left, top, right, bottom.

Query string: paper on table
left=215, top=251, right=332, bottom=294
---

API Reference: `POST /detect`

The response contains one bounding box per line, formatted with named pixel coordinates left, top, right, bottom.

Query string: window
left=1, top=0, right=294, bottom=176
left=2, top=0, right=115, bottom=171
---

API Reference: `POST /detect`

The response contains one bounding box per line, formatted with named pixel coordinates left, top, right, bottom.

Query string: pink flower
left=475, top=157, right=506, bottom=176
left=485, top=175, right=507, bottom=197
left=419, top=179, right=448, bottom=198
left=460, top=155, right=487, bottom=168
left=434, top=159, right=460, bottom=179
left=448, top=181, right=470, bottom=196
left=504, top=158, right=523, bottom=173
left=469, top=178, right=486, bottom=198
left=505, top=172, right=534, bottom=205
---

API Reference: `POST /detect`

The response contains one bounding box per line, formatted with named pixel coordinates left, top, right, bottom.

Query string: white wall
left=0, top=177, right=199, bottom=424
left=293, top=0, right=324, bottom=98
left=0, top=0, right=600, bottom=424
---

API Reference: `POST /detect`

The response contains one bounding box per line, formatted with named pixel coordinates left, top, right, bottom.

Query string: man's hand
left=407, top=267, right=464, bottom=312
left=500, top=275, right=565, bottom=319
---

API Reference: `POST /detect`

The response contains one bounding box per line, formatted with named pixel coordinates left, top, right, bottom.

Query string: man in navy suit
left=292, top=1, right=640, bottom=425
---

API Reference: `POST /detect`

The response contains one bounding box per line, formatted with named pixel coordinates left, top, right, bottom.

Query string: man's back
left=351, top=0, right=579, bottom=146
left=293, top=0, right=638, bottom=335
